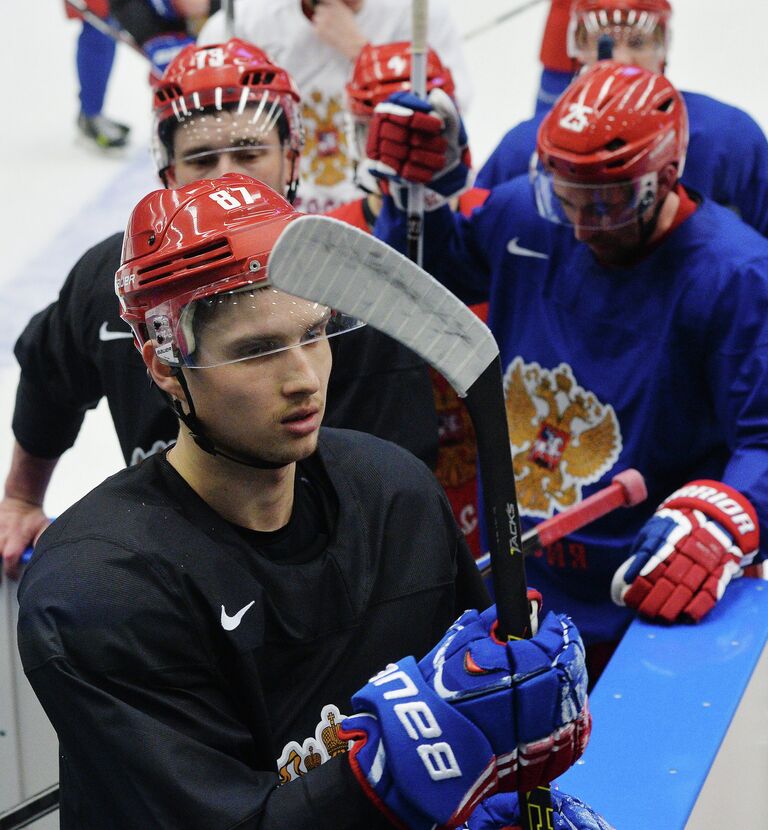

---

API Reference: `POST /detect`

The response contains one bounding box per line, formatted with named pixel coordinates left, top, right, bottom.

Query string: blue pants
left=76, top=20, right=116, bottom=117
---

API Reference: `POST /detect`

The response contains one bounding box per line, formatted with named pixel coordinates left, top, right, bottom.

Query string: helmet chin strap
left=170, top=369, right=288, bottom=470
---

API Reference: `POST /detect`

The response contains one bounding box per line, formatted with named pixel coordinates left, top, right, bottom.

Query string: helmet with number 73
left=116, top=174, right=362, bottom=370
left=568, top=0, right=672, bottom=71
left=152, top=39, right=304, bottom=200
left=531, top=61, right=687, bottom=231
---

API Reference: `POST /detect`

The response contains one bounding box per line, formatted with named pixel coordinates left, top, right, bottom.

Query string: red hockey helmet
left=568, top=0, right=672, bottom=70
left=116, top=174, right=361, bottom=368
left=532, top=61, right=687, bottom=229
left=345, top=41, right=456, bottom=118
left=152, top=39, right=304, bottom=195
left=344, top=41, right=456, bottom=190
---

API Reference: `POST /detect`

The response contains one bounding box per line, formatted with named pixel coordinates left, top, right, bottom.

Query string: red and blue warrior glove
left=612, top=480, right=760, bottom=623
left=366, top=88, right=472, bottom=211
left=338, top=595, right=591, bottom=830
left=467, top=789, right=615, bottom=830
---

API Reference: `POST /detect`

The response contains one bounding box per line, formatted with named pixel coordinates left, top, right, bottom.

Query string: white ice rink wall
left=1, top=0, right=767, bottom=827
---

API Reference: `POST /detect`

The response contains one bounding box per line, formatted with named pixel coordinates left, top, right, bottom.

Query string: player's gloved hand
left=339, top=601, right=591, bottom=830
left=144, top=32, right=196, bottom=76
left=467, top=789, right=615, bottom=830
left=612, top=480, right=759, bottom=623
left=366, top=88, right=472, bottom=208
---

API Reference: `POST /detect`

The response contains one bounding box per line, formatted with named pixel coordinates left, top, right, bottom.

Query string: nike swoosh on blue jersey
left=506, top=237, right=549, bottom=260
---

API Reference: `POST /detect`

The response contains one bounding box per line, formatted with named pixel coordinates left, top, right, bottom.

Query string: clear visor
left=568, top=10, right=667, bottom=66
left=154, top=88, right=303, bottom=175
left=531, top=161, right=659, bottom=230
left=145, top=283, right=364, bottom=369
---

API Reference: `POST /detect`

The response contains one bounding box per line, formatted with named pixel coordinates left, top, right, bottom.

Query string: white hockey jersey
left=199, top=0, right=472, bottom=213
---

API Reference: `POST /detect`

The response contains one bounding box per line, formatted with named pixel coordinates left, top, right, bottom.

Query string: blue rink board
left=555, top=578, right=768, bottom=829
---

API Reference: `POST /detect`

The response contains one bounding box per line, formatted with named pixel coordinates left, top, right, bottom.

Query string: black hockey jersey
left=13, top=233, right=438, bottom=467
left=18, top=429, right=487, bottom=828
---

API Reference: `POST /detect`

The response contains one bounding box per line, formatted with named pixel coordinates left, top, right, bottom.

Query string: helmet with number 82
left=116, top=174, right=362, bottom=370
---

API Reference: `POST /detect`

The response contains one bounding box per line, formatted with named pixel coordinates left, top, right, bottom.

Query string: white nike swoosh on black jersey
left=221, top=600, right=256, bottom=631
left=99, top=321, right=134, bottom=341
left=506, top=237, right=549, bottom=259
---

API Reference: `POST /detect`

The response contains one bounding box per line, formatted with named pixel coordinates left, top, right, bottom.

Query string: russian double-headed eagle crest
left=504, top=357, right=622, bottom=518
left=301, top=91, right=349, bottom=186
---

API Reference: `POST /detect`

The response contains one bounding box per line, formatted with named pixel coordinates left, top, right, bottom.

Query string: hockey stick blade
left=270, top=215, right=499, bottom=396
left=270, top=215, right=529, bottom=635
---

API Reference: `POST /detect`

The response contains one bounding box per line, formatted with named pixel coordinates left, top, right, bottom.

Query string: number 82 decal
left=208, top=187, right=259, bottom=210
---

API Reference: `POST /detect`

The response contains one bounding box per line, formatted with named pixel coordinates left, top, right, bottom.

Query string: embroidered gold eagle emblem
left=301, top=91, right=349, bottom=187
left=504, top=357, right=622, bottom=518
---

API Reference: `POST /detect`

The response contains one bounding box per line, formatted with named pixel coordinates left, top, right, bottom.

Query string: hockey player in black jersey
left=1, top=37, right=436, bottom=579
left=17, top=174, right=593, bottom=829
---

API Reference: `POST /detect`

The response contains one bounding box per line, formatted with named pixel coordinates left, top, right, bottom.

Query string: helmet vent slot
left=242, top=71, right=276, bottom=87
left=136, top=239, right=233, bottom=285
left=605, top=138, right=626, bottom=152
left=155, top=84, right=183, bottom=104
left=657, top=97, right=674, bottom=112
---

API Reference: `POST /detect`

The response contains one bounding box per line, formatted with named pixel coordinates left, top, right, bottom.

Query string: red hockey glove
left=612, top=480, right=760, bottom=623
left=366, top=88, right=471, bottom=206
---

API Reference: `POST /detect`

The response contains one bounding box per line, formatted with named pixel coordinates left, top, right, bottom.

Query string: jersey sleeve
left=12, top=238, right=120, bottom=459
left=715, top=110, right=768, bottom=236
left=475, top=118, right=542, bottom=189
left=704, top=261, right=768, bottom=560
left=373, top=179, right=530, bottom=305
left=17, top=538, right=386, bottom=829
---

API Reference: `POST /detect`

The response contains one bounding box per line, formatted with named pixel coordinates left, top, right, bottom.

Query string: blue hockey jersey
left=476, top=87, right=768, bottom=236
left=375, top=182, right=768, bottom=643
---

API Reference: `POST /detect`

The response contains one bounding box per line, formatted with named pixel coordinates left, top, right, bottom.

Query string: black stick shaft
left=463, top=357, right=529, bottom=637
left=462, top=357, right=554, bottom=828
left=0, top=785, right=59, bottom=830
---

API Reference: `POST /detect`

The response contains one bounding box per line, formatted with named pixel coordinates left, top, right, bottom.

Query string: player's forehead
left=195, top=288, right=328, bottom=340
left=553, top=178, right=632, bottom=204
left=173, top=107, right=281, bottom=153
